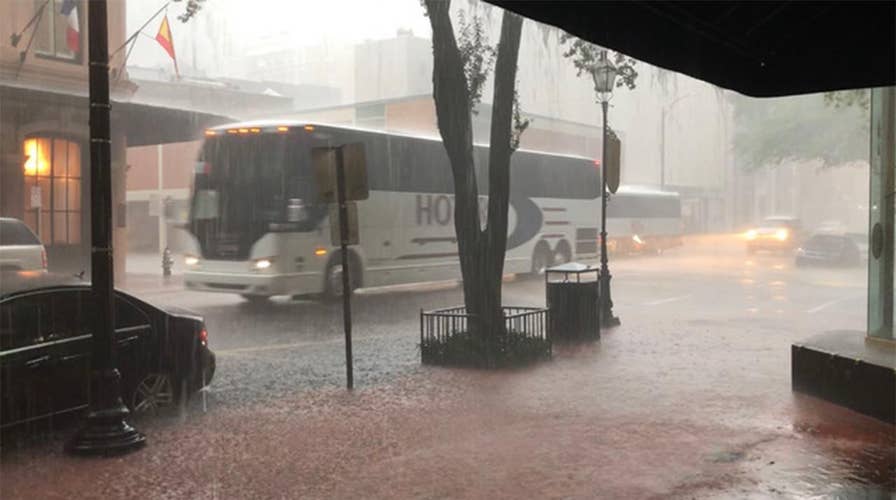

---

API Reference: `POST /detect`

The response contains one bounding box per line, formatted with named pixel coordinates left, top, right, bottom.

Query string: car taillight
left=199, top=327, right=208, bottom=347
left=41, top=248, right=47, bottom=269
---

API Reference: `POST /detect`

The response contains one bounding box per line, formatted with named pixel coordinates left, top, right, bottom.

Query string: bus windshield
left=189, top=132, right=323, bottom=259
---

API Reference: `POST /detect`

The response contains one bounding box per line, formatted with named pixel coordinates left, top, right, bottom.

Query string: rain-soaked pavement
left=1, top=234, right=892, bottom=499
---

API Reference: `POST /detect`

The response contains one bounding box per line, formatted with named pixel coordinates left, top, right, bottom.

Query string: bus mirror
left=312, top=143, right=369, bottom=203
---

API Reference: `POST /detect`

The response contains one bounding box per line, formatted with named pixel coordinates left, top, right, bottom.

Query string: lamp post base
left=601, top=312, right=621, bottom=328
left=67, top=369, right=145, bottom=456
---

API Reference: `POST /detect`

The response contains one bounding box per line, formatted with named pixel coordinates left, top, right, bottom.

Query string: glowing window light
left=23, top=138, right=50, bottom=176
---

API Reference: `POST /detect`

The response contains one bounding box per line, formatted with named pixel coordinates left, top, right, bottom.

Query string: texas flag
left=60, top=0, right=80, bottom=53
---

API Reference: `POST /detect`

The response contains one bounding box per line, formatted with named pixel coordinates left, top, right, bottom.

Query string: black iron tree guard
left=68, top=0, right=146, bottom=455
left=592, top=50, right=621, bottom=328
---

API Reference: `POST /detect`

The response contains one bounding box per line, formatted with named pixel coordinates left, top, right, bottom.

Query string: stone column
left=867, top=87, right=895, bottom=341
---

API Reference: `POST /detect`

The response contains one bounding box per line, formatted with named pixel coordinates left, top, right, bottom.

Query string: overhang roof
left=0, top=81, right=232, bottom=147
left=488, top=1, right=895, bottom=97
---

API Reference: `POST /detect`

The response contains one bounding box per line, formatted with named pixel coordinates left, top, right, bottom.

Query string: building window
left=34, top=0, right=82, bottom=62
left=22, top=137, right=82, bottom=245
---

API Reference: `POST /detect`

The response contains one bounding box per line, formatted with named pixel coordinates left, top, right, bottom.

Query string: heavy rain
left=0, top=1, right=893, bottom=498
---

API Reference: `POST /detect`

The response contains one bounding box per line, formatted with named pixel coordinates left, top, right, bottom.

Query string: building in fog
left=0, top=1, right=225, bottom=278
left=0, top=1, right=131, bottom=275
left=354, top=29, right=433, bottom=103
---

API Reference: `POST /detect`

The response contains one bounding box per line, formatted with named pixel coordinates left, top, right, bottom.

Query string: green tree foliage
left=559, top=33, right=639, bottom=92
left=731, top=91, right=869, bottom=170
left=173, top=0, right=207, bottom=23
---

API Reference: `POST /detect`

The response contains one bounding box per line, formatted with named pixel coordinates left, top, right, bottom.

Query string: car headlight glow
left=775, top=228, right=789, bottom=241
left=184, top=255, right=199, bottom=266
left=253, top=257, right=274, bottom=270
left=745, top=229, right=758, bottom=240
left=632, top=234, right=644, bottom=245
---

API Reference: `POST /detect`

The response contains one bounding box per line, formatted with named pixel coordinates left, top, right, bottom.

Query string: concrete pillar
left=867, top=87, right=895, bottom=341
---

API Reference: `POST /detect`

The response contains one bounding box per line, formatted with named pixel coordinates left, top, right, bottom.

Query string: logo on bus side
left=415, top=194, right=544, bottom=251
left=416, top=194, right=488, bottom=227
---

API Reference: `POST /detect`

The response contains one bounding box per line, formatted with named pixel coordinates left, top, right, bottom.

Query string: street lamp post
left=592, top=51, right=621, bottom=328
left=68, top=0, right=145, bottom=456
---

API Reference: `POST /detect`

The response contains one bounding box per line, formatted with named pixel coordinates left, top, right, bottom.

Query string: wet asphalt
left=0, top=234, right=890, bottom=499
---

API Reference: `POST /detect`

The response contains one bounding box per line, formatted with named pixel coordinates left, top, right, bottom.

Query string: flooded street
left=1, top=235, right=891, bottom=499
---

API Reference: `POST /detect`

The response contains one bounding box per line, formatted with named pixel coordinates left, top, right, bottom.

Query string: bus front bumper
left=184, top=270, right=321, bottom=296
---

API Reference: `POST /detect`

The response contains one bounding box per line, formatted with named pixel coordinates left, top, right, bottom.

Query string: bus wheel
left=531, top=243, right=553, bottom=275
left=554, top=241, right=572, bottom=265
left=324, top=257, right=360, bottom=300
left=241, top=294, right=271, bottom=305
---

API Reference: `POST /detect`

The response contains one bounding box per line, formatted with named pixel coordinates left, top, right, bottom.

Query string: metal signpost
left=313, top=143, right=367, bottom=390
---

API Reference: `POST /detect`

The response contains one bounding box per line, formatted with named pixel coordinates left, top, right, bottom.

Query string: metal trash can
left=545, top=263, right=600, bottom=341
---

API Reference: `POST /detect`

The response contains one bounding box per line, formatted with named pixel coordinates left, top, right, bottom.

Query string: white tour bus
left=182, top=121, right=604, bottom=301
left=605, top=186, right=682, bottom=254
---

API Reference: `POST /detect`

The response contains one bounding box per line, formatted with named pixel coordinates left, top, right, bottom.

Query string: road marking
left=643, top=294, right=692, bottom=306
left=807, top=295, right=862, bottom=314
left=216, top=333, right=397, bottom=357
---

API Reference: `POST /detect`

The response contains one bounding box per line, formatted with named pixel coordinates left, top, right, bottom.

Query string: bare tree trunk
left=426, top=0, right=523, bottom=364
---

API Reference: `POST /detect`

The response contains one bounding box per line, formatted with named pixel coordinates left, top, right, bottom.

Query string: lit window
left=22, top=137, right=82, bottom=245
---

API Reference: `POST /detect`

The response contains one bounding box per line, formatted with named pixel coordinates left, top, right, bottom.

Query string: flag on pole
left=60, top=0, right=80, bottom=53
left=155, top=15, right=179, bottom=77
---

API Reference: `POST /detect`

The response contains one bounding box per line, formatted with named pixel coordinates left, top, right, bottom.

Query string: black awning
left=488, top=1, right=895, bottom=97
left=115, top=101, right=231, bottom=147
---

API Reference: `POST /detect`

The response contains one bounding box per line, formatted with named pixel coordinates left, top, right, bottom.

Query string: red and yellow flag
left=155, top=15, right=179, bottom=77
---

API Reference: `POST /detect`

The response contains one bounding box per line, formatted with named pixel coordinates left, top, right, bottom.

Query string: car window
left=115, top=295, right=151, bottom=330
left=48, top=290, right=92, bottom=340
left=0, top=295, right=49, bottom=350
left=0, top=220, right=41, bottom=246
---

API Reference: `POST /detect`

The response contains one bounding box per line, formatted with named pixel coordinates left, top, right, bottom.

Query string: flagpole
left=110, top=1, right=169, bottom=58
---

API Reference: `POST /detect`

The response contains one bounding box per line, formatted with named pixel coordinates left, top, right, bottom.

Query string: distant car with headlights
left=795, top=233, right=862, bottom=267
left=0, top=218, right=47, bottom=272
left=745, top=216, right=803, bottom=254
left=0, top=272, right=215, bottom=431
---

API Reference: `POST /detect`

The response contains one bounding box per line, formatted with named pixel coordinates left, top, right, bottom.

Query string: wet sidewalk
left=120, top=252, right=184, bottom=295
left=1, top=310, right=892, bottom=499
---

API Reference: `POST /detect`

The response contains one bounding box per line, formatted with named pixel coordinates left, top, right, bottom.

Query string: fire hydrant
left=162, top=246, right=173, bottom=277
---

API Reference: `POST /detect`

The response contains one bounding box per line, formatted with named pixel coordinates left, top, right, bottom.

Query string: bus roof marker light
left=276, top=126, right=289, bottom=133
left=250, top=128, right=261, bottom=133
left=227, top=129, right=238, bottom=134
left=205, top=130, right=217, bottom=136
left=303, top=125, right=315, bottom=132
left=314, top=247, right=327, bottom=256
left=238, top=128, right=249, bottom=134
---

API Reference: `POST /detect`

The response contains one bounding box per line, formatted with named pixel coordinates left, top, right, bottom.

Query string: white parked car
left=0, top=218, right=47, bottom=272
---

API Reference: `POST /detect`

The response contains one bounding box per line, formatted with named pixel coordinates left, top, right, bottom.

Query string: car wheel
left=131, top=373, right=175, bottom=414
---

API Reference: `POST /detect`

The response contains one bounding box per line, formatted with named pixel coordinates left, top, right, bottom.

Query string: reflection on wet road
left=1, top=234, right=890, bottom=499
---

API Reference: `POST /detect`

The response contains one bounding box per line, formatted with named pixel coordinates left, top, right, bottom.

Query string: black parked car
left=0, top=272, right=215, bottom=430
left=795, top=233, right=862, bottom=267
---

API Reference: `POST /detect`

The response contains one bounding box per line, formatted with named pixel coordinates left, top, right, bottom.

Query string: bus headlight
left=775, top=228, right=789, bottom=241
left=745, top=230, right=758, bottom=240
left=185, top=255, right=200, bottom=266
left=252, top=257, right=274, bottom=270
